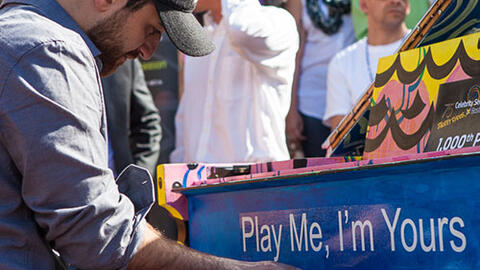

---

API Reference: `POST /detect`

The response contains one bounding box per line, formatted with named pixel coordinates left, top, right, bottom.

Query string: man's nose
left=138, top=33, right=162, bottom=60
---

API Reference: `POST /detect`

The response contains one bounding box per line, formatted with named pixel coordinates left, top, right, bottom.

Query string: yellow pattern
left=373, top=32, right=480, bottom=105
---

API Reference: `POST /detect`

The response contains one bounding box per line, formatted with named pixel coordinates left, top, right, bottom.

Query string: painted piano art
left=155, top=1, right=480, bottom=269
left=364, top=31, right=480, bottom=159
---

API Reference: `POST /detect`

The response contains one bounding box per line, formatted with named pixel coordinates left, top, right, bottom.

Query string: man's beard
left=87, top=9, right=136, bottom=77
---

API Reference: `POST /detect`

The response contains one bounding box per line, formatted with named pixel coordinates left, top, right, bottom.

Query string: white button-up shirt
left=171, top=0, right=299, bottom=163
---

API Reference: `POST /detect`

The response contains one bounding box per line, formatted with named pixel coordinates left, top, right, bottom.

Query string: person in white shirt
left=171, top=0, right=299, bottom=163
left=285, top=0, right=355, bottom=157
left=324, top=0, right=410, bottom=130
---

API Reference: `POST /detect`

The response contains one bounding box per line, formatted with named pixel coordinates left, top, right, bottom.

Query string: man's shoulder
left=262, top=5, right=298, bottom=35
left=0, top=6, right=88, bottom=64
left=328, top=38, right=366, bottom=73
left=333, top=38, right=366, bottom=62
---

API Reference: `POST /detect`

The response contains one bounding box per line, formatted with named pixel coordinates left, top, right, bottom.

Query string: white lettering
left=419, top=218, right=436, bottom=252
left=458, top=135, right=467, bottom=148
left=338, top=211, right=344, bottom=251
left=450, top=136, right=459, bottom=150
left=438, top=217, right=449, bottom=252
left=309, top=222, right=323, bottom=252
left=444, top=136, right=452, bottom=150
left=290, top=213, right=308, bottom=251
left=436, top=137, right=444, bottom=151
left=351, top=220, right=374, bottom=251
left=455, top=100, right=474, bottom=109
left=260, top=224, right=272, bottom=252
left=401, top=218, right=417, bottom=252
left=242, top=217, right=254, bottom=252
left=449, top=217, right=467, bottom=252
left=473, top=133, right=480, bottom=147
left=381, top=208, right=401, bottom=251
left=272, top=225, right=282, bottom=261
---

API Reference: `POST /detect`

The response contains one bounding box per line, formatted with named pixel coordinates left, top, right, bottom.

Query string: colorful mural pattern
left=364, top=32, right=480, bottom=159
left=330, top=0, right=480, bottom=156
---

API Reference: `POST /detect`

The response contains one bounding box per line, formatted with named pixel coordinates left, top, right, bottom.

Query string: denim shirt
left=0, top=0, right=154, bottom=269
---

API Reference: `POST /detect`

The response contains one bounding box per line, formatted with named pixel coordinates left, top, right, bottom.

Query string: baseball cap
left=154, top=0, right=215, bottom=57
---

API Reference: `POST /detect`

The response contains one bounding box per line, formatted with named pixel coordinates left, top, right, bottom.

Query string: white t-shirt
left=170, top=0, right=299, bottom=163
left=324, top=37, right=403, bottom=123
left=297, top=0, right=356, bottom=120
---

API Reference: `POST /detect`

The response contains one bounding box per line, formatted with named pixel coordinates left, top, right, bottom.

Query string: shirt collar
left=2, top=0, right=101, bottom=61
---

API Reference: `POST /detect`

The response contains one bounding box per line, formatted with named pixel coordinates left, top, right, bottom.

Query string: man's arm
left=326, top=115, right=345, bottom=132
left=129, top=59, right=162, bottom=175
left=128, top=223, right=299, bottom=270
left=1, top=41, right=148, bottom=270
left=221, top=0, right=299, bottom=67
left=285, top=0, right=306, bottom=152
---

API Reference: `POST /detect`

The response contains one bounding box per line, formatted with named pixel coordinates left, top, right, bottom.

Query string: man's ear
left=93, top=0, right=122, bottom=13
left=359, top=0, right=368, bottom=15
left=405, top=1, right=411, bottom=16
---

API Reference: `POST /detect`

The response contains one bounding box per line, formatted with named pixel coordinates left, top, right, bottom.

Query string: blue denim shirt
left=0, top=0, right=154, bottom=269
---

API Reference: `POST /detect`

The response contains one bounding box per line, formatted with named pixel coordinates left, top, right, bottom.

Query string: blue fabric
left=0, top=0, right=153, bottom=269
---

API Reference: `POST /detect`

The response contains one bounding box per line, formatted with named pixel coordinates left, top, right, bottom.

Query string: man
left=103, top=59, right=161, bottom=177
left=284, top=0, right=355, bottom=158
left=170, top=0, right=299, bottom=163
left=351, top=0, right=430, bottom=40
left=0, top=0, right=297, bottom=269
left=324, top=0, right=410, bottom=130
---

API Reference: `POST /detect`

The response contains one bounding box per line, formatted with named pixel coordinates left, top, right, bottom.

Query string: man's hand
left=128, top=223, right=301, bottom=269
left=231, top=260, right=301, bottom=269
left=286, top=109, right=305, bottom=155
left=327, top=115, right=345, bottom=133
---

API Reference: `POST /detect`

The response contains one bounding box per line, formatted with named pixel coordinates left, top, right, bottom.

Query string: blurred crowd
left=111, top=0, right=431, bottom=173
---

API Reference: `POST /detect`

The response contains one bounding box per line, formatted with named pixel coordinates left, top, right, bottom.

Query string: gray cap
left=154, top=0, right=215, bottom=57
